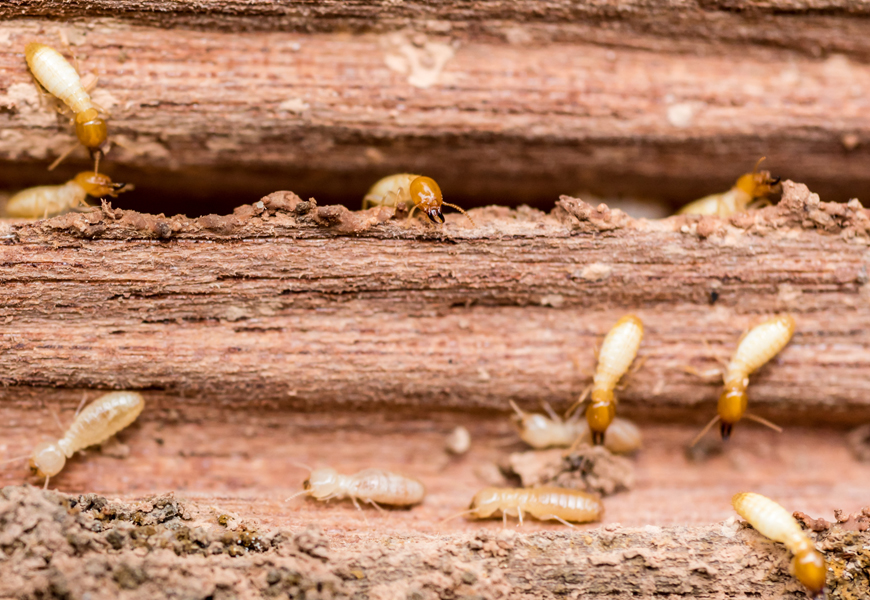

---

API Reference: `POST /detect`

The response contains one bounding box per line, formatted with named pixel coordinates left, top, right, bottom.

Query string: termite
left=445, top=486, right=603, bottom=527
left=25, top=42, right=110, bottom=172
left=690, top=315, right=795, bottom=445
left=4, top=171, right=129, bottom=218
left=287, top=466, right=426, bottom=510
left=677, top=158, right=781, bottom=217
left=2, top=392, right=145, bottom=489
left=732, top=492, right=827, bottom=598
left=361, top=173, right=475, bottom=226
left=445, top=425, right=471, bottom=455
left=508, top=400, right=641, bottom=454
left=566, top=315, right=644, bottom=446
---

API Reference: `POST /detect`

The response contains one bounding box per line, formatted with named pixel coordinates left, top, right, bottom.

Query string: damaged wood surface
left=1, top=181, right=870, bottom=423
left=1, top=485, right=868, bottom=600
left=1, top=16, right=870, bottom=207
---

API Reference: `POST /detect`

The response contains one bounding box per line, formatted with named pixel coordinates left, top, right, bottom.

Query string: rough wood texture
left=2, top=181, right=870, bottom=423
left=1, top=10, right=870, bottom=209
left=1, top=485, right=868, bottom=600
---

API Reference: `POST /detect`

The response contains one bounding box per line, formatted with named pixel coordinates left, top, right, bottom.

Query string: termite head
left=735, top=158, right=781, bottom=201
left=586, top=391, right=615, bottom=445
left=409, top=176, right=444, bottom=224
left=29, top=441, right=66, bottom=478
left=792, top=548, right=827, bottom=597
left=467, top=488, right=501, bottom=518
left=718, top=382, right=748, bottom=440
left=73, top=172, right=128, bottom=198
left=302, top=467, right=341, bottom=499
left=509, top=401, right=558, bottom=448
left=74, top=108, right=108, bottom=151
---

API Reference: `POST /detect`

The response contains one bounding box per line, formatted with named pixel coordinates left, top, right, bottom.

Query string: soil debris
left=507, top=445, right=634, bottom=496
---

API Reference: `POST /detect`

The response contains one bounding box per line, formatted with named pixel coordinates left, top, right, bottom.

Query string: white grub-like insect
left=361, top=173, right=475, bottom=226
left=287, top=467, right=426, bottom=510
left=2, top=392, right=145, bottom=488
left=508, top=400, right=641, bottom=454
left=691, top=315, right=795, bottom=445
left=25, top=42, right=110, bottom=172
left=677, top=158, right=781, bottom=217
left=4, top=171, right=130, bottom=218
left=566, top=315, right=645, bottom=446
left=732, top=492, right=827, bottom=598
left=445, top=426, right=471, bottom=455
left=445, top=486, right=603, bottom=527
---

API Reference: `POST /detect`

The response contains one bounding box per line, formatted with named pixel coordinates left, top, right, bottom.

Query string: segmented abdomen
left=5, top=181, right=85, bottom=218
left=25, top=43, right=94, bottom=114
left=726, top=315, right=795, bottom=381
left=731, top=492, right=807, bottom=552
left=593, top=315, right=644, bottom=391
left=349, top=468, right=425, bottom=506
left=58, top=392, right=145, bottom=456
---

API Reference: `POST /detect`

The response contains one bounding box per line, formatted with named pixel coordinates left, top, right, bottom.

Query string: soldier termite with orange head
left=287, top=466, right=426, bottom=510
left=25, top=42, right=110, bottom=172
left=677, top=158, right=781, bottom=217
left=690, top=315, right=795, bottom=445
left=732, top=492, right=827, bottom=598
left=566, top=315, right=644, bottom=446
left=2, top=392, right=145, bottom=489
left=508, top=400, right=642, bottom=454
left=444, top=486, right=603, bottom=527
left=362, top=173, right=475, bottom=226
left=4, top=171, right=130, bottom=218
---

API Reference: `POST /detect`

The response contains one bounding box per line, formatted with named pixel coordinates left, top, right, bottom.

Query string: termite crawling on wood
left=362, top=173, right=475, bottom=226
left=566, top=315, right=645, bottom=446
left=287, top=466, right=426, bottom=510
left=2, top=392, right=145, bottom=489
left=677, top=158, right=781, bottom=217
left=690, top=315, right=795, bottom=445
left=4, top=171, right=130, bottom=218
left=445, top=486, right=603, bottom=527
left=508, top=400, right=642, bottom=454
left=732, top=492, right=827, bottom=598
left=25, top=42, right=110, bottom=172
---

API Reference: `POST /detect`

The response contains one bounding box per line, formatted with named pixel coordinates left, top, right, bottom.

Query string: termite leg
left=407, top=205, right=418, bottom=221
left=516, top=507, right=524, bottom=527
left=616, top=355, right=648, bottom=391
left=74, top=393, right=88, bottom=419
left=745, top=413, right=783, bottom=433
left=683, top=365, right=722, bottom=381
left=508, top=399, right=526, bottom=419
left=43, top=475, right=50, bottom=490
left=690, top=414, right=721, bottom=447
left=502, top=511, right=507, bottom=528
left=540, top=401, right=560, bottom=422
left=48, top=405, right=65, bottom=434
left=541, top=514, right=575, bottom=528
left=367, top=499, right=386, bottom=513
left=564, top=384, right=592, bottom=419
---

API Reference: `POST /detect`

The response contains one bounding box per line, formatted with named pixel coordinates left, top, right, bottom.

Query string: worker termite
left=287, top=466, right=426, bottom=510
left=25, top=42, right=110, bottom=172
left=362, top=173, right=475, bottom=226
left=444, top=486, right=603, bottom=527
left=677, top=158, right=781, bottom=217
left=566, top=315, right=645, bottom=446
left=690, top=315, right=795, bottom=445
left=508, top=400, right=641, bottom=454
left=732, top=492, right=827, bottom=598
left=4, top=171, right=129, bottom=218
left=2, top=392, right=145, bottom=488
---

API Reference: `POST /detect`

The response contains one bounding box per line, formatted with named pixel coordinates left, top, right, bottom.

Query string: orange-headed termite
left=15, top=392, right=145, bottom=488
left=566, top=315, right=644, bottom=446
left=287, top=467, right=426, bottom=510
left=4, top=171, right=129, bottom=218
left=25, top=42, right=110, bottom=172
left=445, top=486, right=603, bottom=527
left=691, top=315, right=794, bottom=445
left=509, top=400, right=641, bottom=454
left=732, top=492, right=827, bottom=598
left=677, top=158, right=781, bottom=216
left=362, top=173, right=475, bottom=226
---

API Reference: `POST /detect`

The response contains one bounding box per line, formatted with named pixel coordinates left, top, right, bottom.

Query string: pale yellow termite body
left=5, top=171, right=128, bottom=218
left=677, top=161, right=781, bottom=217
left=465, top=486, right=603, bottom=526
left=29, top=391, right=145, bottom=482
left=300, top=467, right=425, bottom=509
left=362, top=173, right=474, bottom=226
left=693, top=315, right=795, bottom=443
left=732, top=492, right=827, bottom=597
left=509, top=400, right=641, bottom=453
left=25, top=42, right=109, bottom=170
left=568, top=315, right=644, bottom=446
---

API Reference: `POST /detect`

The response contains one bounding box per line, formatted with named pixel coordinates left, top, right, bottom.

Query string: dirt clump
left=507, top=444, right=634, bottom=496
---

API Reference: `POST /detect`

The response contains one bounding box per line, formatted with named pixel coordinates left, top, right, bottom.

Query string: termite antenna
left=564, top=384, right=592, bottom=420
left=92, top=149, right=101, bottom=176
left=439, top=508, right=477, bottom=525
left=0, top=454, right=31, bottom=465
left=290, top=461, right=313, bottom=473
left=539, top=400, right=560, bottom=422
left=441, top=202, right=476, bottom=227
left=745, top=413, right=783, bottom=433
left=753, top=156, right=767, bottom=174
left=284, top=489, right=309, bottom=502
left=690, top=415, right=721, bottom=447
left=508, top=400, right=526, bottom=419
